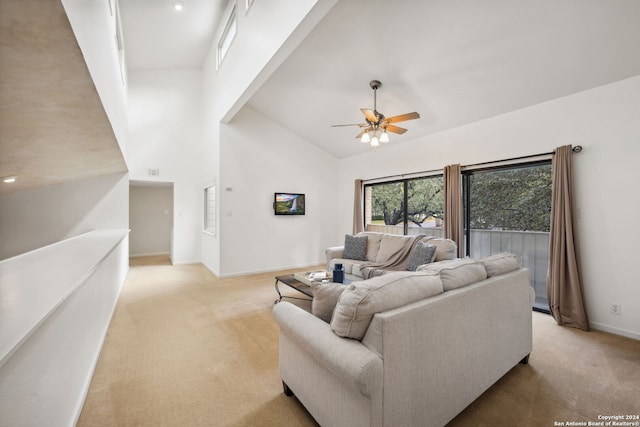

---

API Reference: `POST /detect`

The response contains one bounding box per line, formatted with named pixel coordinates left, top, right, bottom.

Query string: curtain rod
left=362, top=145, right=583, bottom=184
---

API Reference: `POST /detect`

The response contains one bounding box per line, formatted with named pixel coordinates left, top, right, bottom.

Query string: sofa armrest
left=273, top=302, right=382, bottom=398
left=325, top=246, right=345, bottom=270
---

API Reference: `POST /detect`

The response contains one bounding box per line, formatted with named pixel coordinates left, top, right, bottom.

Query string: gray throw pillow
left=406, top=243, right=437, bottom=271
left=342, top=234, right=368, bottom=261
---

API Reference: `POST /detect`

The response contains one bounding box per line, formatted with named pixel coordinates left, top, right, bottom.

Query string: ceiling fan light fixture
left=331, top=79, right=420, bottom=149
left=380, top=130, right=390, bottom=143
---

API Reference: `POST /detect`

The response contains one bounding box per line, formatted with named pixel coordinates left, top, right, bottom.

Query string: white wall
left=127, top=69, right=203, bottom=264
left=338, top=76, right=640, bottom=339
left=0, top=173, right=129, bottom=260
left=129, top=184, right=173, bottom=257
left=201, top=0, right=336, bottom=276
left=217, top=106, right=338, bottom=276
left=212, top=0, right=336, bottom=122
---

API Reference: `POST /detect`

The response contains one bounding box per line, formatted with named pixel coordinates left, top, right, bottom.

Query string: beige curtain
left=444, top=164, right=464, bottom=258
left=353, top=179, right=364, bottom=234
left=547, top=145, right=589, bottom=330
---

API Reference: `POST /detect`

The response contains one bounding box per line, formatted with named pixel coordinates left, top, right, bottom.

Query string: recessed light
left=173, top=1, right=184, bottom=11
left=2, top=176, right=17, bottom=183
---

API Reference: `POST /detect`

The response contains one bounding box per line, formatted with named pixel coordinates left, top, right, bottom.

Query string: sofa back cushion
left=330, top=272, right=443, bottom=340
left=357, top=232, right=384, bottom=262
left=375, top=234, right=415, bottom=263
left=425, top=238, right=458, bottom=261
left=480, top=252, right=521, bottom=277
left=417, top=258, right=487, bottom=291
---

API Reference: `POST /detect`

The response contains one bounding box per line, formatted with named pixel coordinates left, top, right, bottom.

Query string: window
left=204, top=184, right=216, bottom=235
left=364, top=175, right=444, bottom=236
left=113, top=0, right=126, bottom=85
left=217, top=4, right=237, bottom=69
left=463, top=162, right=552, bottom=311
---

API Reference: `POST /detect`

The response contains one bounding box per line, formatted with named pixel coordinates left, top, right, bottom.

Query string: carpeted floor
left=78, top=259, right=640, bottom=426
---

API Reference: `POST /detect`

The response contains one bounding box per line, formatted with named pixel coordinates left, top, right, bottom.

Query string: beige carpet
left=78, top=259, right=640, bottom=426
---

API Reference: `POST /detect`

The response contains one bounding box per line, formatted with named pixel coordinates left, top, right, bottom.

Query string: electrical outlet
left=610, top=304, right=621, bottom=315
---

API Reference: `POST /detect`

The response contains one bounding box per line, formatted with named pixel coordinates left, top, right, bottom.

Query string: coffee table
left=274, top=274, right=313, bottom=304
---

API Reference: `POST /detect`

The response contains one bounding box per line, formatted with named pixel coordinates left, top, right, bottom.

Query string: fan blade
left=331, top=123, right=367, bottom=127
left=383, top=112, right=420, bottom=124
left=360, top=108, right=378, bottom=123
left=356, top=127, right=373, bottom=139
left=385, top=125, right=408, bottom=134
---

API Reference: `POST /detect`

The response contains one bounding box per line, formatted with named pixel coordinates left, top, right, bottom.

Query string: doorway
left=129, top=181, right=174, bottom=265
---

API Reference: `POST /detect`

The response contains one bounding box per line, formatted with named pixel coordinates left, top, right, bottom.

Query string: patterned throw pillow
left=342, top=234, right=368, bottom=261
left=406, top=242, right=437, bottom=271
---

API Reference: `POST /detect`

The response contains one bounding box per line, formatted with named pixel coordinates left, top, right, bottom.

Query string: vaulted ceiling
left=123, top=0, right=640, bottom=158
left=3, top=0, right=640, bottom=196
left=246, top=0, right=640, bottom=157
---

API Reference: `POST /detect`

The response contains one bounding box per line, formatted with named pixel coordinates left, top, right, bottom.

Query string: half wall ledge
left=0, top=229, right=129, bottom=426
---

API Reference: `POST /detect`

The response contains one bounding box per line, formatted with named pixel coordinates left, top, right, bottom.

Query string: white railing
left=468, top=229, right=549, bottom=309
left=366, top=224, right=444, bottom=238
left=365, top=224, right=549, bottom=308
left=0, top=229, right=129, bottom=426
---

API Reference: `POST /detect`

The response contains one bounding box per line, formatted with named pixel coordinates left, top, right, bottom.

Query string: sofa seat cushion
left=311, top=281, right=349, bottom=323
left=351, top=263, right=367, bottom=278
left=417, top=259, right=487, bottom=291
left=480, top=252, right=521, bottom=277
left=331, top=272, right=443, bottom=340
left=330, top=259, right=367, bottom=275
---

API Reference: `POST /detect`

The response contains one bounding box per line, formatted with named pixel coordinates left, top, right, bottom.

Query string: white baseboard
left=171, top=259, right=201, bottom=265
left=215, top=261, right=326, bottom=279
left=129, top=252, right=170, bottom=258
left=590, top=322, right=640, bottom=341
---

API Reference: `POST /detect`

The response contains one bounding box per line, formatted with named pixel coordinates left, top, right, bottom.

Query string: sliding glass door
left=463, top=162, right=552, bottom=312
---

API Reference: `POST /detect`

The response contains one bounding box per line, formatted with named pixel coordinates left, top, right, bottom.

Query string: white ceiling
left=120, top=0, right=226, bottom=70
left=121, top=0, right=640, bottom=159
left=246, top=0, right=640, bottom=158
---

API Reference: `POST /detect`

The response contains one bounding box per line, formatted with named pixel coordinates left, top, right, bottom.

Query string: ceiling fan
left=332, top=80, right=420, bottom=146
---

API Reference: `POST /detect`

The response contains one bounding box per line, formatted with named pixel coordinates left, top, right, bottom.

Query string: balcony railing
left=365, top=224, right=549, bottom=311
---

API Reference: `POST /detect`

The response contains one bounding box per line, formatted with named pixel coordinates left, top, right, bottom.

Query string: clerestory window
left=217, top=4, right=237, bottom=69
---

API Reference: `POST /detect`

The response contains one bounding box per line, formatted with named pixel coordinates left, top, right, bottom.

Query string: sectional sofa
left=325, top=232, right=458, bottom=281
left=273, top=249, right=534, bottom=427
